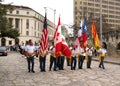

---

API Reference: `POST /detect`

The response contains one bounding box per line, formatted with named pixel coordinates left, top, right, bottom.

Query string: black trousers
left=39, top=56, right=46, bottom=71
left=57, top=56, right=65, bottom=70
left=99, top=56, right=105, bottom=69
left=71, top=56, right=77, bottom=70
left=49, top=55, right=57, bottom=70
left=27, top=56, right=34, bottom=71
left=87, top=56, right=92, bottom=68
left=78, top=56, right=85, bottom=69
left=66, top=58, right=70, bottom=66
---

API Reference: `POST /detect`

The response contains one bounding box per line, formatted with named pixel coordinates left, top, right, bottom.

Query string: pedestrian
left=20, top=43, right=25, bottom=57
left=35, top=43, right=40, bottom=58
left=25, top=40, right=36, bottom=73
left=86, top=44, right=93, bottom=69
left=38, top=43, right=48, bottom=72
left=98, top=42, right=107, bottom=69
left=49, top=42, right=57, bottom=71
left=71, top=46, right=77, bottom=70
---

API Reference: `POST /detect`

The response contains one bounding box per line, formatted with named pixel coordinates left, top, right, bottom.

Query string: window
left=26, top=31, right=29, bottom=36
left=38, top=22, right=40, bottom=31
left=75, top=1, right=77, bottom=4
left=15, top=18, right=19, bottom=29
left=34, top=21, right=36, bottom=30
left=9, top=10, right=12, bottom=14
left=34, top=32, right=36, bottom=37
left=38, top=33, right=40, bottom=37
left=27, top=11, right=29, bottom=14
left=16, top=10, right=19, bottom=14
left=26, top=19, right=29, bottom=29
left=9, top=41, right=12, bottom=45
left=8, top=18, right=13, bottom=27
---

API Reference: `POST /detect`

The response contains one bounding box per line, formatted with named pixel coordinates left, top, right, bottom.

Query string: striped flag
left=92, top=20, right=100, bottom=50
left=78, top=20, right=83, bottom=42
left=75, top=20, right=83, bottom=48
left=40, top=13, right=48, bottom=54
left=82, top=19, right=88, bottom=50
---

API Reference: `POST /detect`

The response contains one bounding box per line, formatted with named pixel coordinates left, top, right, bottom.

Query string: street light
left=44, top=7, right=56, bottom=30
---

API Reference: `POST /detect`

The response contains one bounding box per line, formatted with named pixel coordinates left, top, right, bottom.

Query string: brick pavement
left=0, top=52, right=120, bottom=86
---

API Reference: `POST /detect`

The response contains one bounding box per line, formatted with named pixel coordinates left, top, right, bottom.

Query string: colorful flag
left=74, top=37, right=80, bottom=48
left=54, top=17, right=71, bottom=57
left=54, top=17, right=62, bottom=57
left=74, top=20, right=83, bottom=49
left=77, top=20, right=83, bottom=42
left=61, top=27, right=72, bottom=57
left=92, top=20, right=100, bottom=50
left=82, top=19, right=88, bottom=50
left=40, top=13, right=48, bottom=54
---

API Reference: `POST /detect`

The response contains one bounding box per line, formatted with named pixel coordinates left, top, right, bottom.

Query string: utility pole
left=100, top=0, right=103, bottom=43
left=44, top=7, right=56, bottom=30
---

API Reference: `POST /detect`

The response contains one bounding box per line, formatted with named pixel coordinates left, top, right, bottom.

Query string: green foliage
left=0, top=3, right=20, bottom=39
left=7, top=29, right=20, bottom=39
left=0, top=4, right=8, bottom=33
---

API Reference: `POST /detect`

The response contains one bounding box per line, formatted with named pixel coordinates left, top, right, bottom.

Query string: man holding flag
left=76, top=19, right=88, bottom=69
left=54, top=16, right=72, bottom=70
left=38, top=13, right=48, bottom=72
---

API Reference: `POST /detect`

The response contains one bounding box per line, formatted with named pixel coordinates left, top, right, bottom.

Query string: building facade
left=73, top=0, right=120, bottom=30
left=0, top=5, right=55, bottom=46
left=73, top=0, right=120, bottom=50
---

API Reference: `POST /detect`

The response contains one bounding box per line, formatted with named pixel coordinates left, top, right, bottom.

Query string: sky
left=3, top=0, right=73, bottom=26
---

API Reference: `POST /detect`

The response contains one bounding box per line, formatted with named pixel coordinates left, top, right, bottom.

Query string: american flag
left=40, top=13, right=48, bottom=54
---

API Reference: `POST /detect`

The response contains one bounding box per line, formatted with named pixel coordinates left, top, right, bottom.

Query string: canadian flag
left=54, top=17, right=71, bottom=57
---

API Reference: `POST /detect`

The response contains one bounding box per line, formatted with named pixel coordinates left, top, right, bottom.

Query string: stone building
left=0, top=5, right=55, bottom=46
left=73, top=0, right=120, bottom=51
left=73, top=0, right=120, bottom=30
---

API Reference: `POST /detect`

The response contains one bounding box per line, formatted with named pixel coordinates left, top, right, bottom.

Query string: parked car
left=0, top=46, right=8, bottom=56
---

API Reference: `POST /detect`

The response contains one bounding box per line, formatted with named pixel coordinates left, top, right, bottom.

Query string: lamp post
left=100, top=0, right=103, bottom=43
left=44, top=7, right=56, bottom=30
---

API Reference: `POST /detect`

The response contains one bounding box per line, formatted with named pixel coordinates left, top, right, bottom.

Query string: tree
left=6, top=29, right=20, bottom=39
left=0, top=3, right=20, bottom=38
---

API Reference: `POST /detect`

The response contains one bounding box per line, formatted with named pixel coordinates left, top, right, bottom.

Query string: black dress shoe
left=43, top=70, right=46, bottom=72
left=32, top=70, right=35, bottom=73
left=28, top=70, right=30, bottom=73
left=103, top=67, right=105, bottom=69
left=49, top=69, right=51, bottom=71
left=73, top=68, right=76, bottom=70
left=54, top=69, right=57, bottom=71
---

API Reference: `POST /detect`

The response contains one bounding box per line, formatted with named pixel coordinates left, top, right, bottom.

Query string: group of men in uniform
left=70, top=44, right=93, bottom=70
left=20, top=40, right=107, bottom=73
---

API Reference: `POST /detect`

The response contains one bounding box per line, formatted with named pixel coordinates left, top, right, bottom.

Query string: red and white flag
left=40, top=13, right=48, bottom=54
left=54, top=17, right=71, bottom=57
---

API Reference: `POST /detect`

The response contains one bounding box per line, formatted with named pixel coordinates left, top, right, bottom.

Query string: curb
left=92, top=58, right=120, bottom=65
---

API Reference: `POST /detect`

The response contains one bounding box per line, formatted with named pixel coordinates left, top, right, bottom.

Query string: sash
left=28, top=52, right=34, bottom=57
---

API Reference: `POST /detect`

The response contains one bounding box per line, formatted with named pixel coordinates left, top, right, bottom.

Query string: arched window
left=116, top=42, right=120, bottom=50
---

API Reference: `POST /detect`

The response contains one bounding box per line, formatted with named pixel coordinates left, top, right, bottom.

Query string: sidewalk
left=92, top=56, right=120, bottom=65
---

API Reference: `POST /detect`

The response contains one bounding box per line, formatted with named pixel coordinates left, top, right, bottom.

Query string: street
left=0, top=52, right=120, bottom=86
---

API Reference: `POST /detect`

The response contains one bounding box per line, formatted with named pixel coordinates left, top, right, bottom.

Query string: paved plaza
left=0, top=52, right=120, bottom=86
